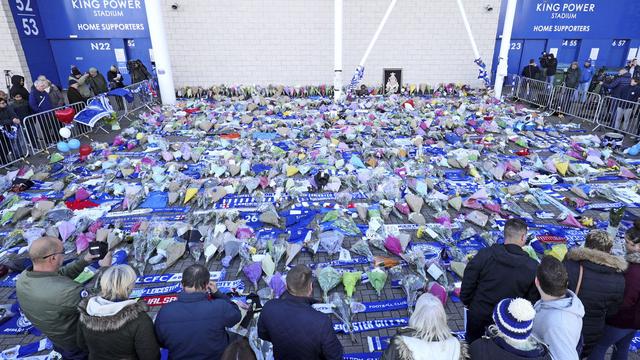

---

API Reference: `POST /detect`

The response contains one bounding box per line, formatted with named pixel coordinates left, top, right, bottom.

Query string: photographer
left=16, top=237, right=111, bottom=359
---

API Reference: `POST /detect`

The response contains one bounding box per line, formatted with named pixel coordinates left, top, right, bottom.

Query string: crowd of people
left=0, top=61, right=152, bottom=165
left=10, top=217, right=640, bottom=360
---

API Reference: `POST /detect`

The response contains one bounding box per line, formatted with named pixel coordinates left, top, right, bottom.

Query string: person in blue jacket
left=154, top=264, right=241, bottom=360
left=258, top=264, right=343, bottom=360
left=28, top=80, right=52, bottom=114
left=574, top=59, right=595, bottom=102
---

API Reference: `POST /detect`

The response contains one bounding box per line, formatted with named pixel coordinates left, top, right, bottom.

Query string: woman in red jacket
left=589, top=219, right=640, bottom=360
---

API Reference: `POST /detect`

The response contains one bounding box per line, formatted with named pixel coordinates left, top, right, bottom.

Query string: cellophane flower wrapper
left=384, top=235, right=403, bottom=256
left=317, top=266, right=342, bottom=302
left=342, top=271, right=362, bottom=298
left=366, top=268, right=388, bottom=297
left=350, top=238, right=374, bottom=260
left=269, top=272, right=286, bottom=298
left=243, top=261, right=263, bottom=291
left=261, top=254, right=276, bottom=277
left=402, top=274, right=425, bottom=315
left=403, top=248, right=427, bottom=281
left=319, top=231, right=344, bottom=255
left=222, top=239, right=242, bottom=267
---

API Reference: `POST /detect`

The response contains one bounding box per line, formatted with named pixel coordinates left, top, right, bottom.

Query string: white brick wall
left=162, top=0, right=501, bottom=87
left=0, top=1, right=31, bottom=89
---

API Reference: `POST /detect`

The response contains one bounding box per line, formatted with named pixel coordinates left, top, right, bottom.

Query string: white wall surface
left=161, top=0, right=501, bottom=88
left=0, top=1, right=31, bottom=90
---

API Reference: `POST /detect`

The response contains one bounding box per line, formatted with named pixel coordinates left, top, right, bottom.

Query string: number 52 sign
left=11, top=0, right=42, bottom=38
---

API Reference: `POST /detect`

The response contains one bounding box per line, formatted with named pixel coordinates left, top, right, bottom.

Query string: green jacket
left=16, top=258, right=90, bottom=351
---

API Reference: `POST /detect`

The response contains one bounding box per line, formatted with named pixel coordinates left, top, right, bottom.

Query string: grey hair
left=408, top=293, right=453, bottom=342
left=100, top=265, right=137, bottom=301
left=89, top=67, right=98, bottom=73
left=33, top=80, right=46, bottom=88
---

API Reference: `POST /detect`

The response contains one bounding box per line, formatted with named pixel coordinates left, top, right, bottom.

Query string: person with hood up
left=77, top=264, right=160, bottom=360
left=86, top=67, right=108, bottom=95
left=461, top=218, right=539, bottom=343
left=381, top=293, right=469, bottom=360
left=563, top=230, right=627, bottom=358
left=469, top=298, right=552, bottom=360
left=574, top=58, right=595, bottom=102
left=36, top=75, right=64, bottom=107
left=589, top=220, right=640, bottom=360
left=532, top=256, right=584, bottom=360
left=10, top=92, right=30, bottom=120
left=68, top=66, right=93, bottom=98
left=128, top=60, right=152, bottom=84
left=107, top=65, right=125, bottom=89
left=9, top=75, right=29, bottom=100
left=545, top=53, right=558, bottom=84
left=28, top=80, right=52, bottom=113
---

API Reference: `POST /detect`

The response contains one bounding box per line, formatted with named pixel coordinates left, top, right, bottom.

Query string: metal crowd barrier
left=548, top=85, right=601, bottom=123
left=594, top=96, right=640, bottom=136
left=87, top=80, right=159, bottom=122
left=515, top=77, right=554, bottom=108
left=0, top=126, right=29, bottom=169
left=501, top=74, right=521, bottom=99
left=22, top=102, right=88, bottom=156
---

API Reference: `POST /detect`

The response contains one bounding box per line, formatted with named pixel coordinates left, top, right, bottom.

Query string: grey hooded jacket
left=532, top=290, right=585, bottom=360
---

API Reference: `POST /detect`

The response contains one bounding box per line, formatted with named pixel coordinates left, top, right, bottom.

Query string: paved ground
left=0, top=100, right=638, bottom=359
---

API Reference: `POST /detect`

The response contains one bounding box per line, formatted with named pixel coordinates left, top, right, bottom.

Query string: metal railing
left=515, top=77, right=554, bottom=108
left=548, top=84, right=601, bottom=123
left=594, top=96, right=640, bottom=135
left=0, top=126, right=29, bottom=169
left=501, top=74, right=521, bottom=99
left=87, top=80, right=159, bottom=122
left=23, top=102, right=88, bottom=156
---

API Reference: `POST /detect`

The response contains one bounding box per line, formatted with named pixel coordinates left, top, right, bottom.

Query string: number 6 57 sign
left=12, top=0, right=41, bottom=37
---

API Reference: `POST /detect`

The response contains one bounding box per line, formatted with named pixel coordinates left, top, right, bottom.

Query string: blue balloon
left=57, top=141, right=70, bottom=153
left=68, top=138, right=81, bottom=150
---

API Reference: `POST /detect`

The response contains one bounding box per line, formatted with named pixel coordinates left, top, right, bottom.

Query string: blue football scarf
left=343, top=353, right=382, bottom=360
left=0, top=337, right=52, bottom=358
left=334, top=317, right=408, bottom=334
left=136, top=270, right=226, bottom=284
left=367, top=331, right=467, bottom=352
left=0, top=303, right=41, bottom=336
left=130, top=279, right=244, bottom=298
left=359, top=298, right=408, bottom=313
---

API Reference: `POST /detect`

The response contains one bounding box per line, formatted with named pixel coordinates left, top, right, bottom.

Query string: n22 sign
left=13, top=0, right=40, bottom=37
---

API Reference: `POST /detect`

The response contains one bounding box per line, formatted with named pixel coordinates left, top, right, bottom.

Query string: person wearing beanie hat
left=574, top=58, right=595, bottom=102
left=68, top=65, right=94, bottom=98
left=532, top=256, right=584, bottom=360
left=67, top=79, right=88, bottom=105
left=461, top=218, right=539, bottom=343
left=563, top=230, right=627, bottom=357
left=590, top=219, right=640, bottom=359
left=469, top=298, right=551, bottom=360
left=382, top=293, right=469, bottom=360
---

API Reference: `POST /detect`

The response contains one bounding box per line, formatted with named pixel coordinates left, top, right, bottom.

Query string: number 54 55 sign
left=13, top=0, right=40, bottom=37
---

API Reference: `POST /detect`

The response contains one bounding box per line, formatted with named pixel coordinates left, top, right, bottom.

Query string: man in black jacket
left=522, top=59, right=541, bottom=79
left=258, top=264, right=343, bottom=360
left=545, top=53, right=558, bottom=84
left=461, top=218, right=539, bottom=343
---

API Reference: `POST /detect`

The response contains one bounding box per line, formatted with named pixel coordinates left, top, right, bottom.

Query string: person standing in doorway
left=575, top=59, right=595, bottom=102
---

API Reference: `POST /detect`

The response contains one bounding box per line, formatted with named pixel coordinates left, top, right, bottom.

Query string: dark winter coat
left=28, top=88, right=52, bottom=113
left=67, top=87, right=88, bottom=105
left=130, top=62, right=152, bottom=84
left=0, top=106, right=18, bottom=128
left=604, top=72, right=632, bottom=99
left=77, top=297, right=160, bottom=360
left=86, top=73, right=108, bottom=95
left=461, top=244, right=539, bottom=322
left=9, top=75, right=29, bottom=99
left=258, top=292, right=343, bottom=360
left=565, top=67, right=581, bottom=88
left=564, top=247, right=627, bottom=357
left=9, top=100, right=30, bottom=120
left=469, top=331, right=552, bottom=360
left=619, top=84, right=640, bottom=109
left=154, top=291, right=241, bottom=360
left=521, top=64, right=541, bottom=79
left=607, top=252, right=640, bottom=330
left=381, top=328, right=469, bottom=360
left=546, top=57, right=558, bottom=75
left=107, top=70, right=125, bottom=89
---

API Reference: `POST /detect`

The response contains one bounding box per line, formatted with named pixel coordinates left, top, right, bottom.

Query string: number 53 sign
left=11, top=0, right=42, bottom=38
